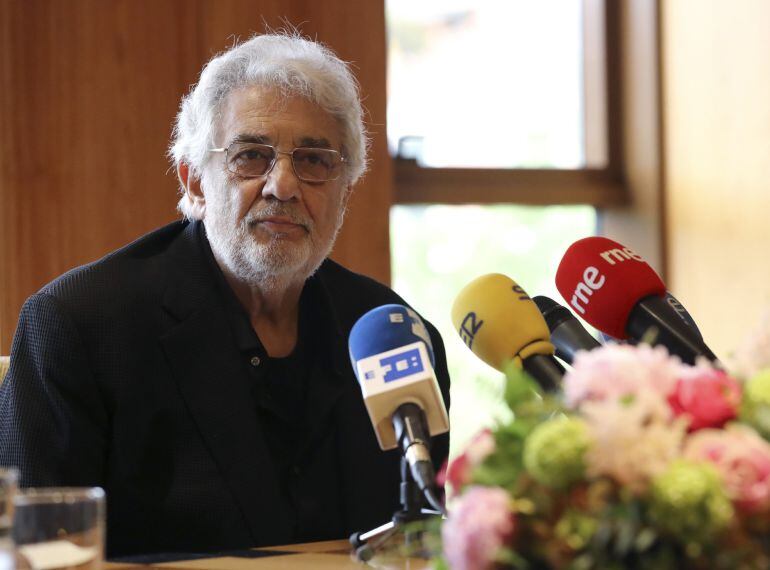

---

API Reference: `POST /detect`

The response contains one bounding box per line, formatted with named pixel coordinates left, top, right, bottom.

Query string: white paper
left=18, top=540, right=97, bottom=570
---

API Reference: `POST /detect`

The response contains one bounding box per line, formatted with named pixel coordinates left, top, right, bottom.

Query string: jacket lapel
left=157, top=222, right=294, bottom=545
left=311, top=264, right=403, bottom=530
left=300, top=270, right=350, bottom=441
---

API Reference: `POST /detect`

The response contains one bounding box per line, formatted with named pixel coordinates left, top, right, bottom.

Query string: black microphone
left=601, top=292, right=705, bottom=345
left=625, top=295, right=720, bottom=363
left=663, top=292, right=704, bottom=340
left=533, top=295, right=602, bottom=364
left=391, top=402, right=436, bottom=498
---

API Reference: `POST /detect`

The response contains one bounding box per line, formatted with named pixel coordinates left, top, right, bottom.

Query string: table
left=105, top=539, right=433, bottom=569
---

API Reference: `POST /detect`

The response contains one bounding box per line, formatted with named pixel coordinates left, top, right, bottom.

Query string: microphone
left=451, top=274, right=564, bottom=391
left=664, top=291, right=704, bottom=340
left=555, top=236, right=719, bottom=365
left=532, top=295, right=602, bottom=364
left=348, top=304, right=449, bottom=510
left=600, top=292, right=704, bottom=344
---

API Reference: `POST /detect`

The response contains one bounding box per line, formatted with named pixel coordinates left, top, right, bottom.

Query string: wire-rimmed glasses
left=209, top=142, right=346, bottom=183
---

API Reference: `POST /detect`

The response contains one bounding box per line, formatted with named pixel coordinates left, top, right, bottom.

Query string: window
left=388, top=1, right=584, bottom=169
left=391, top=205, right=597, bottom=455
left=387, top=1, right=619, bottom=456
left=386, top=0, right=625, bottom=205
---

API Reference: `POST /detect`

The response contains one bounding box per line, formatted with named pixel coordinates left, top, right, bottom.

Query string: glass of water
left=0, top=469, right=17, bottom=570
left=13, top=487, right=105, bottom=570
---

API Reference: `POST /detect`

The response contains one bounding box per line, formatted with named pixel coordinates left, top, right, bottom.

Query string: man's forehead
left=217, top=85, right=342, bottom=146
left=230, top=132, right=335, bottom=149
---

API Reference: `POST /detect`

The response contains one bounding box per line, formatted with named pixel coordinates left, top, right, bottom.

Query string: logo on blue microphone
left=379, top=348, right=424, bottom=382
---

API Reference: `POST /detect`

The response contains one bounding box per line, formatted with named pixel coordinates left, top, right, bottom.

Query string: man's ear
left=177, top=162, right=206, bottom=219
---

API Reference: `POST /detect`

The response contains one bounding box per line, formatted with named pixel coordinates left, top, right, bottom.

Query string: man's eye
left=238, top=148, right=271, bottom=161
left=298, top=151, right=331, bottom=167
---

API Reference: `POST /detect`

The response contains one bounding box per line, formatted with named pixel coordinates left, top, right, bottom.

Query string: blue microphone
left=349, top=304, right=449, bottom=509
left=349, top=304, right=436, bottom=370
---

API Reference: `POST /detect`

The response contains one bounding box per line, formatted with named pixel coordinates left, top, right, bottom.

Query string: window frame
left=390, top=0, right=627, bottom=207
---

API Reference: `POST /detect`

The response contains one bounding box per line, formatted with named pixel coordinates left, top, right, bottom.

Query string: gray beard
left=203, top=184, right=344, bottom=292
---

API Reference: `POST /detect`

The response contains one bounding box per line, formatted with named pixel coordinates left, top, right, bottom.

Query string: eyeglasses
left=209, top=142, right=346, bottom=183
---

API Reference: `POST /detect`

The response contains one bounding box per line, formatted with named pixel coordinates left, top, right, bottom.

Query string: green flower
left=648, top=461, right=732, bottom=544
left=523, top=416, right=589, bottom=488
left=555, top=510, right=598, bottom=550
left=741, top=369, right=770, bottom=438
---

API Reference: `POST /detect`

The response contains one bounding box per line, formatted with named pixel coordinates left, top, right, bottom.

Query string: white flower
left=564, top=343, right=682, bottom=409
left=729, top=308, right=770, bottom=380
left=581, top=390, right=687, bottom=492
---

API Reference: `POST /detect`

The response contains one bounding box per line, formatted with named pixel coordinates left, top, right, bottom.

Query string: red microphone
left=555, top=237, right=719, bottom=365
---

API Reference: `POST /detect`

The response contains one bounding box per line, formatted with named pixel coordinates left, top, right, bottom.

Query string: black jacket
left=0, top=220, right=450, bottom=556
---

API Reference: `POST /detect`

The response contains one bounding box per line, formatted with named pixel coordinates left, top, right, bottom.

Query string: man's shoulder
left=317, top=259, right=406, bottom=307
left=314, top=259, right=416, bottom=332
left=38, top=220, right=193, bottom=305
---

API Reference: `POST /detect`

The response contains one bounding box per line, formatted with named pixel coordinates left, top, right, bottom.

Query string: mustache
left=245, top=203, right=312, bottom=230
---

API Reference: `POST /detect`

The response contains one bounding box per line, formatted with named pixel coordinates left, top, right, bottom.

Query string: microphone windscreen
left=349, top=304, right=436, bottom=380
left=555, top=237, right=666, bottom=339
left=451, top=273, right=554, bottom=371
left=349, top=304, right=448, bottom=450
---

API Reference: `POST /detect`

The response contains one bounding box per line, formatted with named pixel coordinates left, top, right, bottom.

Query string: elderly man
left=0, top=34, right=450, bottom=557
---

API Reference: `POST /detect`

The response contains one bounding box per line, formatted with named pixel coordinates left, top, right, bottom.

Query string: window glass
left=390, top=204, right=597, bottom=456
left=387, top=0, right=584, bottom=168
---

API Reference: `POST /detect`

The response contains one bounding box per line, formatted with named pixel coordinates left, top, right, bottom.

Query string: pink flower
left=668, top=365, right=741, bottom=431
left=444, top=429, right=496, bottom=496
left=564, top=344, right=682, bottom=408
left=442, top=486, right=515, bottom=570
left=684, top=425, right=770, bottom=512
left=582, top=390, right=687, bottom=493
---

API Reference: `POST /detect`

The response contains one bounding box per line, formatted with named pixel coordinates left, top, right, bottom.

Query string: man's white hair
left=169, top=32, right=369, bottom=219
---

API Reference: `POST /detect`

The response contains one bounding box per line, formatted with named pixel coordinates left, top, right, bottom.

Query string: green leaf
left=634, top=528, right=658, bottom=552
left=473, top=445, right=526, bottom=488
left=496, top=546, right=530, bottom=568
left=503, top=361, right=542, bottom=410
left=570, top=553, right=596, bottom=570
left=613, top=517, right=637, bottom=557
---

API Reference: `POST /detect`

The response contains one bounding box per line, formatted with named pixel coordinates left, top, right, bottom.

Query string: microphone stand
left=349, top=457, right=443, bottom=562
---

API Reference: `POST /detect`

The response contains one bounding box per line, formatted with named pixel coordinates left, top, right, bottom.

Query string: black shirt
left=200, top=229, right=344, bottom=542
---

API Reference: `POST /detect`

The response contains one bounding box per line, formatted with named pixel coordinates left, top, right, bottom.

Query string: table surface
left=104, top=539, right=433, bottom=570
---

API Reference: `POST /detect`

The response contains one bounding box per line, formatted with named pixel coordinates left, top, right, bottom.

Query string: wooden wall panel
left=662, top=0, right=770, bottom=356
left=601, top=0, right=664, bottom=275
left=0, top=1, right=391, bottom=351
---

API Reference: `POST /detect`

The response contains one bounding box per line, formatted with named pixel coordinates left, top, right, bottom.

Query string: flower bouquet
left=438, top=313, right=770, bottom=570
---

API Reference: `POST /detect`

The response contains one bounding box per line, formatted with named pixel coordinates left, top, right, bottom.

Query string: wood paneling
left=600, top=0, right=664, bottom=274
left=0, top=1, right=391, bottom=351
left=662, top=0, right=770, bottom=356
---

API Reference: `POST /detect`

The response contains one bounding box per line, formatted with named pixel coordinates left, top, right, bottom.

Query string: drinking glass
left=0, top=469, right=17, bottom=570
left=13, top=488, right=105, bottom=570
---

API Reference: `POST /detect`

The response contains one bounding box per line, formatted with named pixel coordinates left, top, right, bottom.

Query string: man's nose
left=261, top=153, right=300, bottom=201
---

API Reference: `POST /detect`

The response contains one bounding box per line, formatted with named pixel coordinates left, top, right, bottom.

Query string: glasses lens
left=227, top=143, right=275, bottom=177
left=292, top=148, right=341, bottom=182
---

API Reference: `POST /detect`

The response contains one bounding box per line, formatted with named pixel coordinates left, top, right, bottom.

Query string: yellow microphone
left=451, top=273, right=564, bottom=391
